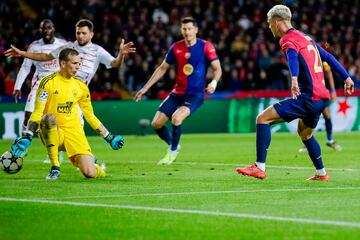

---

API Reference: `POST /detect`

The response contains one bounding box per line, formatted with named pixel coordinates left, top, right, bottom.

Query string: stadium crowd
left=0, top=0, right=359, bottom=100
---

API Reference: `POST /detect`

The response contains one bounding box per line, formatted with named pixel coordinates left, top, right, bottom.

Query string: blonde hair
left=267, top=5, right=292, bottom=21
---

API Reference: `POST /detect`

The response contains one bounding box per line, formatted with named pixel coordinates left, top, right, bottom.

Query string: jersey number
left=307, top=44, right=323, bottom=73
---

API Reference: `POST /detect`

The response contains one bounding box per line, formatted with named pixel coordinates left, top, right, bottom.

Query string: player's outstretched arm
left=134, top=60, right=170, bottom=101
left=206, top=59, right=222, bottom=94
left=111, top=38, right=136, bottom=68
left=4, top=45, right=53, bottom=61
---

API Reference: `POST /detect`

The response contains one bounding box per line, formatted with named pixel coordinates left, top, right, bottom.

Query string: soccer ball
left=0, top=151, right=23, bottom=174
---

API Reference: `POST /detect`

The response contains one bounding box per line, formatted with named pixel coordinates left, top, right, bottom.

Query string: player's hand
left=11, top=136, right=32, bottom=158
left=13, top=89, right=21, bottom=103
left=119, top=39, right=136, bottom=56
left=344, top=77, right=354, bottom=96
left=291, top=78, right=300, bottom=99
left=206, top=80, right=218, bottom=94
left=4, top=45, right=23, bottom=58
left=104, top=133, right=124, bottom=150
left=134, top=88, right=147, bottom=102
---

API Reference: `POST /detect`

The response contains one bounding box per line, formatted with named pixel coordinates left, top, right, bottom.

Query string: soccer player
left=5, top=19, right=135, bottom=85
left=13, top=19, right=67, bottom=136
left=134, top=17, right=222, bottom=165
left=299, top=60, right=342, bottom=153
left=10, top=48, right=124, bottom=180
left=6, top=19, right=135, bottom=166
left=236, top=5, right=354, bottom=180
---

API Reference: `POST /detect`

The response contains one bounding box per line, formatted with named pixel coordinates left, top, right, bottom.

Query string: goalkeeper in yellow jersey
left=10, top=48, right=124, bottom=180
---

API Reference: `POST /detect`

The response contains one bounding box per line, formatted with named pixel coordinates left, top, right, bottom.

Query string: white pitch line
left=51, top=187, right=360, bottom=200
left=28, top=159, right=360, bottom=172
left=0, top=197, right=359, bottom=228
left=128, top=161, right=360, bottom=172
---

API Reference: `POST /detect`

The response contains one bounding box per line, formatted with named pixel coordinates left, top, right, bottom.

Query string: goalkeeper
left=10, top=48, right=124, bottom=180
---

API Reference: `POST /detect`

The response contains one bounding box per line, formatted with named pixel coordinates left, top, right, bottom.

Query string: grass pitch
left=0, top=132, right=360, bottom=239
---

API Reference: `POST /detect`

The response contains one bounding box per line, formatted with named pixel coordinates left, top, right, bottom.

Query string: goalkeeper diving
left=10, top=48, right=124, bottom=180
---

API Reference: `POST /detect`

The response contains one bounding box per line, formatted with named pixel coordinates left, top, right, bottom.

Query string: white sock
left=255, top=162, right=266, bottom=171
left=316, top=168, right=327, bottom=176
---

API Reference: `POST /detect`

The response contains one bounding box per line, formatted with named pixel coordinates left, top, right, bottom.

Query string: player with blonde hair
left=10, top=48, right=124, bottom=180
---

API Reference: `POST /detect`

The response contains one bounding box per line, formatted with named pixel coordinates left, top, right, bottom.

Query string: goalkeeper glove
left=11, top=134, right=32, bottom=158
left=104, top=132, right=124, bottom=150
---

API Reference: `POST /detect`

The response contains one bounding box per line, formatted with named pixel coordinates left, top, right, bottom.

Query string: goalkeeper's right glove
left=104, top=132, right=124, bottom=150
left=11, top=134, right=32, bottom=158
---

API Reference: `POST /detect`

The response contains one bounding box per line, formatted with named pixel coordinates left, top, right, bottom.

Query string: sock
left=303, top=136, right=324, bottom=169
left=154, top=126, right=172, bottom=146
left=171, top=124, right=182, bottom=151
left=316, top=168, right=327, bottom=176
left=42, top=126, right=60, bottom=167
left=95, top=164, right=106, bottom=177
left=255, top=162, right=266, bottom=171
left=324, top=117, right=333, bottom=142
left=256, top=124, right=271, bottom=164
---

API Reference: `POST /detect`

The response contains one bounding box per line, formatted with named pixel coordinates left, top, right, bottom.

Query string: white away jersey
left=14, top=37, right=68, bottom=90
left=50, top=41, right=115, bottom=85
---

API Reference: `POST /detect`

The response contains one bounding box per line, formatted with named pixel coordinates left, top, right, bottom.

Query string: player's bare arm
left=111, top=39, right=136, bottom=68
left=4, top=45, right=54, bottom=61
left=95, top=124, right=110, bottom=138
left=134, top=60, right=170, bottom=102
left=206, top=59, right=222, bottom=94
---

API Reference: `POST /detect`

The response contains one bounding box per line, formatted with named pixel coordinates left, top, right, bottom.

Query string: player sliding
left=5, top=19, right=135, bottom=166
left=134, top=17, right=222, bottom=165
left=236, top=5, right=354, bottom=180
left=10, top=48, right=124, bottom=180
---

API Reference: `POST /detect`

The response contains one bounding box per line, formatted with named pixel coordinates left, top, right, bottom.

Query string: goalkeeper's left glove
left=11, top=134, right=33, bottom=158
left=104, top=132, right=124, bottom=150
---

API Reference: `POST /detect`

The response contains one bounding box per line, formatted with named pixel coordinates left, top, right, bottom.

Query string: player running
left=134, top=17, right=222, bottom=165
left=236, top=5, right=354, bottom=180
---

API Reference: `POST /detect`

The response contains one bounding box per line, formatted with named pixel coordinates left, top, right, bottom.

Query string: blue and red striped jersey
left=165, top=38, right=218, bottom=96
left=280, top=29, right=330, bottom=100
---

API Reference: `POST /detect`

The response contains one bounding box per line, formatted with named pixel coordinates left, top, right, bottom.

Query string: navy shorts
left=158, top=93, right=204, bottom=118
left=274, top=95, right=330, bottom=128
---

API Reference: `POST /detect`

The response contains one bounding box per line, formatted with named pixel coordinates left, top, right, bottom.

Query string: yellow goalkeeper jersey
left=30, top=72, right=101, bottom=130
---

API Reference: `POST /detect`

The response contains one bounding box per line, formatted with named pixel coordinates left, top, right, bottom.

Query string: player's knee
left=298, top=128, right=313, bottom=140
left=81, top=165, right=97, bottom=178
left=171, top=116, right=183, bottom=126
left=256, top=114, right=266, bottom=124
left=41, top=114, right=57, bottom=128
left=151, top=120, right=163, bottom=129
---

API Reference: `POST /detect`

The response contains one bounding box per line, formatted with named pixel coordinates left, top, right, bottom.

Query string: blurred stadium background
left=1, top=0, right=360, bottom=100
left=1, top=0, right=360, bottom=137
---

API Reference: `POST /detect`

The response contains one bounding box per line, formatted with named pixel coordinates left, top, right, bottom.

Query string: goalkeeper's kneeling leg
left=75, top=155, right=105, bottom=178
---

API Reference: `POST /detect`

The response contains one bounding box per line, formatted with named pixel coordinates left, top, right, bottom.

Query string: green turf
left=0, top=132, right=360, bottom=239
